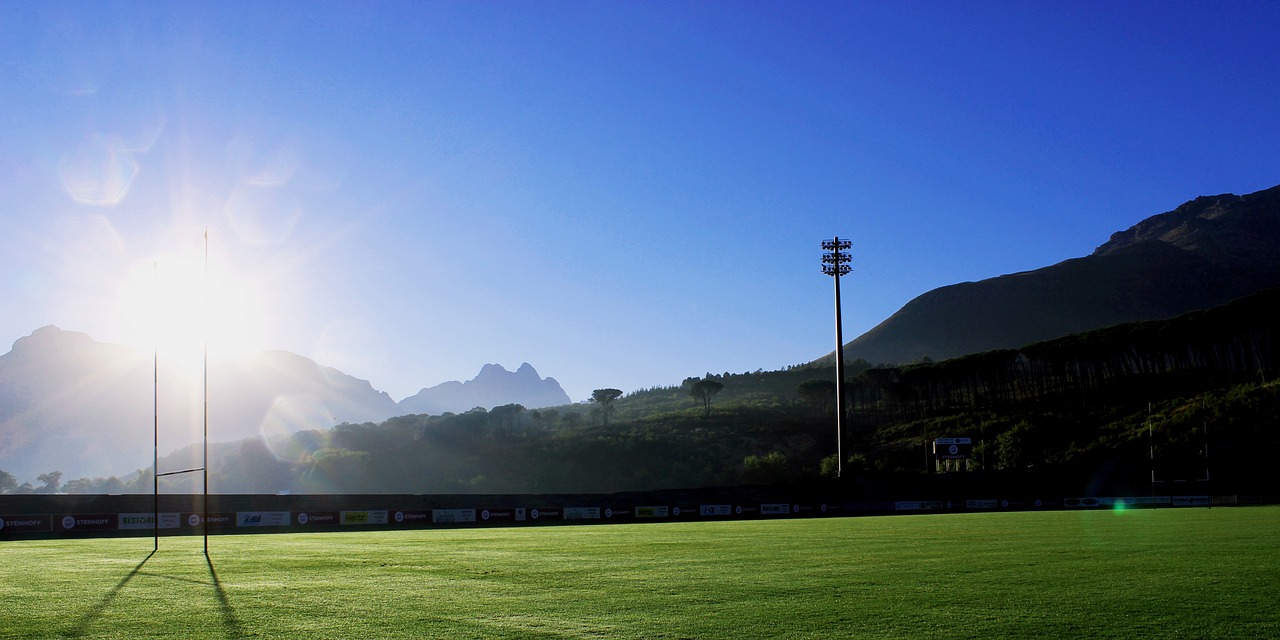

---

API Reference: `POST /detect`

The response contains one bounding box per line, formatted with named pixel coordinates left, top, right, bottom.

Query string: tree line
left=842, top=289, right=1279, bottom=422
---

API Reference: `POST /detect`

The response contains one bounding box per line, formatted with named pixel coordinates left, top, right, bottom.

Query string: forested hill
left=834, top=184, right=1280, bottom=366
left=48, top=288, right=1275, bottom=498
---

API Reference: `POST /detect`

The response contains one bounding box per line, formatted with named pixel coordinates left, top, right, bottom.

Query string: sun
left=117, top=240, right=263, bottom=364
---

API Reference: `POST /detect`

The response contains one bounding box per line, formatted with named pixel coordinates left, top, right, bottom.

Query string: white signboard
left=700, top=505, right=732, bottom=516
left=236, top=511, right=291, bottom=527
left=563, top=507, right=601, bottom=520
left=119, top=512, right=181, bottom=530
left=432, top=508, right=477, bottom=523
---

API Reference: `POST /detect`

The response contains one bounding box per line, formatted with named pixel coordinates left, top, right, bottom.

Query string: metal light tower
left=822, top=238, right=852, bottom=478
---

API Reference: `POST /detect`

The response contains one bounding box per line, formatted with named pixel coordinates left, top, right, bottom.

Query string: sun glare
left=118, top=243, right=262, bottom=364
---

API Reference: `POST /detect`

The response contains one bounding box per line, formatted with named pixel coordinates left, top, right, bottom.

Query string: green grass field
left=2, top=507, right=1277, bottom=639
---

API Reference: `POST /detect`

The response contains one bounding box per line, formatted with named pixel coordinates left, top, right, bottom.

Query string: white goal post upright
left=152, top=230, right=210, bottom=555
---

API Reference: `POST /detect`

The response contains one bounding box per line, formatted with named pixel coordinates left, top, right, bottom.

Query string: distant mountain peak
left=9, top=324, right=91, bottom=353
left=397, top=362, right=571, bottom=415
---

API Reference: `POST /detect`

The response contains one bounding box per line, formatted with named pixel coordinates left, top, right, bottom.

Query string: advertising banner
left=700, top=504, right=732, bottom=517
left=341, top=510, right=388, bottom=525
left=296, top=511, right=341, bottom=526
left=392, top=509, right=432, bottom=525
left=563, top=507, right=600, bottom=520
left=432, top=508, right=476, bottom=524
left=759, top=503, right=791, bottom=516
left=966, top=499, right=998, bottom=510
left=236, top=511, right=291, bottom=527
left=635, top=506, right=669, bottom=518
left=529, top=508, right=560, bottom=521
left=183, top=512, right=236, bottom=528
left=58, top=514, right=116, bottom=532
left=478, top=508, right=518, bottom=522
left=0, top=514, right=51, bottom=533
left=119, top=512, right=181, bottom=530
left=1172, top=496, right=1210, bottom=506
left=894, top=501, right=944, bottom=511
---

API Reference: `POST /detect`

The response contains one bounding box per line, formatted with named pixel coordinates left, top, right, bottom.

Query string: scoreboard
left=933, top=437, right=972, bottom=460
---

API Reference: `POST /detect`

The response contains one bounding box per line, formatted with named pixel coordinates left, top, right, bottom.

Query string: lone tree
left=688, top=378, right=724, bottom=418
left=591, top=388, right=623, bottom=426
left=36, top=470, right=62, bottom=494
left=797, top=379, right=837, bottom=415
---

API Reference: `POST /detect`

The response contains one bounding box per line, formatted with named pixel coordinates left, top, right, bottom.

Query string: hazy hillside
left=0, top=327, right=575, bottom=482
left=836, top=184, right=1280, bottom=365
left=0, top=328, right=397, bottom=480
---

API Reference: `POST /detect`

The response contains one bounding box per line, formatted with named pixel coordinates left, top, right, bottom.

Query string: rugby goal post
left=151, top=230, right=210, bottom=555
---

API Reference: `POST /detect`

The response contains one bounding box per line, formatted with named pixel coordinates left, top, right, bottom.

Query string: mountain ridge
left=0, top=327, right=570, bottom=481
left=833, top=184, right=1280, bottom=366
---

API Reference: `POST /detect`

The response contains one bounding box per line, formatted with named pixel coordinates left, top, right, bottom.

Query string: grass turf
left=1, top=507, right=1277, bottom=639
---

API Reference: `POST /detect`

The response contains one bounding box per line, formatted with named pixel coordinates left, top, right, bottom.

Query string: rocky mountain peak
left=1093, top=185, right=1280, bottom=257
left=397, top=362, right=571, bottom=416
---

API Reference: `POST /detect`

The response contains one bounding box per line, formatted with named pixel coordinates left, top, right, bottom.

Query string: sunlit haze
left=2, top=2, right=1278, bottom=402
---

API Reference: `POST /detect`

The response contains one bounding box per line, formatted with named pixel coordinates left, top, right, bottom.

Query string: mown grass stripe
left=0, top=508, right=1275, bottom=639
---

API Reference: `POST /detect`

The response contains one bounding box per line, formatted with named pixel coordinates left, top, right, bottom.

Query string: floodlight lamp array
left=820, top=238, right=852, bottom=277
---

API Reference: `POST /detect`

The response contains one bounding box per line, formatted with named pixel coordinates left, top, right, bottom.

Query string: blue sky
left=2, top=1, right=1278, bottom=402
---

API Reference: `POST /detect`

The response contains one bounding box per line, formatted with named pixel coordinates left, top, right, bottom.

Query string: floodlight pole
left=822, top=238, right=852, bottom=479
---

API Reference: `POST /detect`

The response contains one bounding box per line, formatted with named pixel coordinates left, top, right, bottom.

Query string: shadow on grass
left=63, top=550, right=155, bottom=638
left=62, top=551, right=245, bottom=639
left=206, top=554, right=247, bottom=639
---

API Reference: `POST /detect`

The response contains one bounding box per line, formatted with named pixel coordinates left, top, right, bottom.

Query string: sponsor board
left=183, top=512, right=236, bottom=528
left=672, top=506, right=701, bottom=519
left=759, top=503, right=791, bottom=516
left=700, top=504, right=733, bottom=517
left=1064, top=497, right=1171, bottom=508
left=392, top=510, right=432, bottom=525
left=478, top=508, right=518, bottom=522
left=966, top=499, right=998, bottom=510
left=432, top=508, right=476, bottom=524
left=236, top=511, right=291, bottom=527
left=894, top=501, right=944, bottom=511
left=563, top=507, right=600, bottom=520
left=1102, top=496, right=1168, bottom=507
left=1063, top=498, right=1100, bottom=508
left=933, top=437, right=973, bottom=460
left=530, top=508, right=560, bottom=520
left=844, top=502, right=894, bottom=513
left=296, top=511, right=341, bottom=526
left=635, top=506, right=668, bottom=518
left=0, top=514, right=51, bottom=533
left=119, top=513, right=182, bottom=530
left=58, top=514, right=116, bottom=531
left=1173, top=496, right=1210, bottom=507
left=341, top=510, right=389, bottom=525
